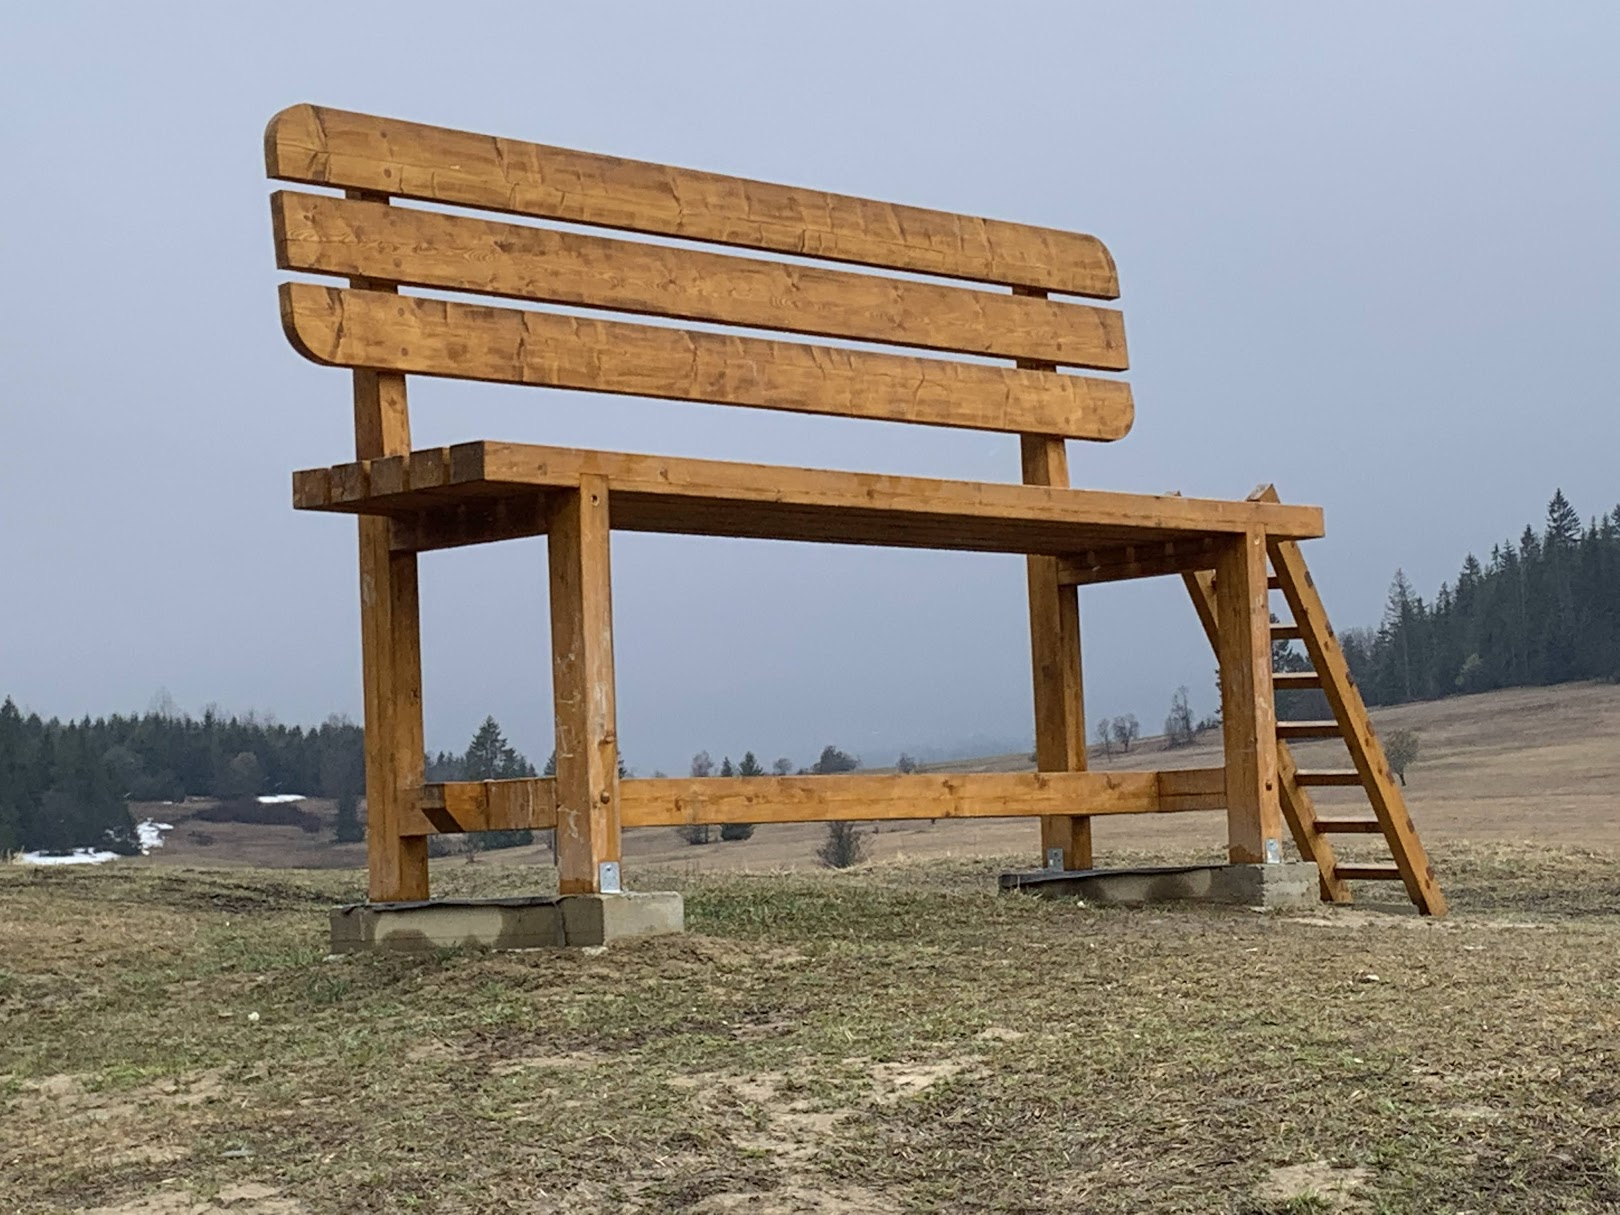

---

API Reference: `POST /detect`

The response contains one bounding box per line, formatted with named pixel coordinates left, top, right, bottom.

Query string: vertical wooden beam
left=1015, top=287, right=1090, bottom=870
left=548, top=473, right=622, bottom=894
left=1214, top=529, right=1283, bottom=864
left=1185, top=567, right=1350, bottom=903
left=347, top=188, right=428, bottom=903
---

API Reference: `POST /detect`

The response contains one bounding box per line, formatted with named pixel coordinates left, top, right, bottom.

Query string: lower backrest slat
left=279, top=284, right=1134, bottom=441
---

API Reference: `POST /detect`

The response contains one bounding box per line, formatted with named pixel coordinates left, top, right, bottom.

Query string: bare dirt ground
left=134, top=681, right=1620, bottom=876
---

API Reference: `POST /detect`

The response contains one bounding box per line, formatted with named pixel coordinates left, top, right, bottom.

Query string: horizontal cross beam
left=404, top=769, right=1227, bottom=836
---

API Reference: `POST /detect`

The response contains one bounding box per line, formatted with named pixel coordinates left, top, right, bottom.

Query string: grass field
left=6, top=682, right=1620, bottom=1212
left=5, top=840, right=1620, bottom=1214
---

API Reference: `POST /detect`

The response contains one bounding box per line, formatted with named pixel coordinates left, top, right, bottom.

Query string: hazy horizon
left=4, top=3, right=1617, bottom=774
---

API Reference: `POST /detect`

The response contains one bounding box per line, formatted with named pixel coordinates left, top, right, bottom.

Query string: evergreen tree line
left=1343, top=490, right=1620, bottom=706
left=0, top=699, right=365, bottom=856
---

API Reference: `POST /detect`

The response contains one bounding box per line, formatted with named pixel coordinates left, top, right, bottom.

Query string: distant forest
left=1339, top=489, right=1620, bottom=705
left=3, top=489, right=1615, bottom=856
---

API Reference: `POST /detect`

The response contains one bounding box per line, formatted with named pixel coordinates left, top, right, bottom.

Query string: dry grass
left=5, top=841, right=1620, bottom=1214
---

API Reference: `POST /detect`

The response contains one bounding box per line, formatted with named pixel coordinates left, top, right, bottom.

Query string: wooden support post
left=548, top=474, right=623, bottom=894
left=1214, top=529, right=1283, bottom=864
left=1016, top=283, right=1090, bottom=869
left=347, top=184, right=429, bottom=903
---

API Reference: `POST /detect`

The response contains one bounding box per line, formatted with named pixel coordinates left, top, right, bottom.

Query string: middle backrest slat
left=273, top=191, right=1129, bottom=371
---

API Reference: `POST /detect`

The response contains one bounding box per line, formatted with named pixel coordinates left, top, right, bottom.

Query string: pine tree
left=737, top=751, right=764, bottom=777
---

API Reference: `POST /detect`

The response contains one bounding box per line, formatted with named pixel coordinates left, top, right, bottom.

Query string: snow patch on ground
left=17, top=847, right=120, bottom=866
left=15, top=818, right=173, bottom=866
left=256, top=793, right=308, bottom=804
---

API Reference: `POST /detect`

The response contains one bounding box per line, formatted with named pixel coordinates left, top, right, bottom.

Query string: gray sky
left=3, top=3, right=1616, bottom=775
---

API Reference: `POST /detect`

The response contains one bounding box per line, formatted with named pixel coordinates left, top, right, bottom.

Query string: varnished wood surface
left=291, top=442, right=1326, bottom=556
left=278, top=284, right=1134, bottom=442
left=548, top=477, right=622, bottom=894
left=273, top=191, right=1128, bottom=370
left=406, top=768, right=1227, bottom=834
left=1213, top=531, right=1283, bottom=864
left=266, top=104, right=1120, bottom=297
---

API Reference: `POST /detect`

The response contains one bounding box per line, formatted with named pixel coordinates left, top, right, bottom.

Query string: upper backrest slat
left=266, top=104, right=1119, bottom=298
left=272, top=190, right=1128, bottom=371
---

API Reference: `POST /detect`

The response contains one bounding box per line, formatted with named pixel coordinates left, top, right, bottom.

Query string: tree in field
left=1095, top=717, right=1113, bottom=759
left=1163, top=688, right=1195, bottom=749
left=334, top=791, right=363, bottom=843
left=1110, top=714, right=1140, bottom=754
left=719, top=756, right=735, bottom=777
left=1383, top=730, right=1421, bottom=786
left=817, top=820, right=868, bottom=869
left=895, top=752, right=917, bottom=774
left=771, top=757, right=794, bottom=776
left=812, top=745, right=859, bottom=775
left=737, top=752, right=764, bottom=777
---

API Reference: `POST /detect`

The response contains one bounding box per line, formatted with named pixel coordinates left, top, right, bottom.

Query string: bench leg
left=1215, top=529, right=1284, bottom=864
left=358, top=519, right=430, bottom=902
left=1026, top=553, right=1092, bottom=869
left=549, top=475, right=623, bottom=895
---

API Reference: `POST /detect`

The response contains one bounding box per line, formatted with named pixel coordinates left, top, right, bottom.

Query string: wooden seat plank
left=279, top=285, right=1134, bottom=441
left=292, top=442, right=1327, bottom=556
left=266, top=104, right=1120, bottom=297
left=273, top=191, right=1129, bottom=371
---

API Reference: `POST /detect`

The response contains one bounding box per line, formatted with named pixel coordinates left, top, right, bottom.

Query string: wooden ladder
left=1184, top=487, right=1447, bottom=916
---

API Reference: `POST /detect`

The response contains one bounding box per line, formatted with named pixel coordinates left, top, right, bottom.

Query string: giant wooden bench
left=268, top=104, right=1445, bottom=930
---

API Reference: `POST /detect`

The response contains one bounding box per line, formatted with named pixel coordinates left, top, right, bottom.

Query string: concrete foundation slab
left=329, top=891, right=684, bottom=953
left=999, top=862, right=1319, bottom=909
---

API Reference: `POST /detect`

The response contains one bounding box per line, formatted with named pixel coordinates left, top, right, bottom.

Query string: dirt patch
left=1257, top=1161, right=1372, bottom=1212
left=80, top=1184, right=308, bottom=1214
left=868, top=1058, right=980, bottom=1104
left=691, top=1185, right=898, bottom=1213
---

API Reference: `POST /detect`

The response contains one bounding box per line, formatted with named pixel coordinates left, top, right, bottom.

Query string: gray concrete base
left=999, top=862, right=1319, bottom=909
left=329, top=892, right=685, bottom=953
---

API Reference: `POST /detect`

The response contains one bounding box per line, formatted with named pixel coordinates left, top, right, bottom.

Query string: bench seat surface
left=294, top=442, right=1324, bottom=557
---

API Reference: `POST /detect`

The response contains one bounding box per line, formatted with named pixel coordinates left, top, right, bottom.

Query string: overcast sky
left=3, top=3, right=1616, bottom=775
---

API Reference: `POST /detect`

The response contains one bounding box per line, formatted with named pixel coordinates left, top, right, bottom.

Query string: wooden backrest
left=267, top=104, right=1132, bottom=443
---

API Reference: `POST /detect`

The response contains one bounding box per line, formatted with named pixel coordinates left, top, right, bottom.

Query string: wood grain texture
left=278, top=284, right=1133, bottom=442
left=265, top=104, right=1120, bottom=297
left=292, top=443, right=1327, bottom=557
left=548, top=475, right=621, bottom=894
left=411, top=768, right=1226, bottom=832
left=272, top=191, right=1128, bottom=370
left=343, top=211, right=428, bottom=903
left=1213, top=531, right=1283, bottom=865
left=1267, top=520, right=1447, bottom=915
left=1183, top=567, right=1347, bottom=903
left=1057, top=538, right=1222, bottom=586
left=1019, top=400, right=1090, bottom=868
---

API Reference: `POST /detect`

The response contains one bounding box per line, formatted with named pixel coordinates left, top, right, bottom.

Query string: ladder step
left=1314, top=818, right=1385, bottom=834
left=1270, top=623, right=1305, bottom=641
left=1273, top=672, right=1323, bottom=691
left=1277, top=720, right=1343, bottom=740
left=1334, top=863, right=1405, bottom=881
left=1295, top=769, right=1363, bottom=787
